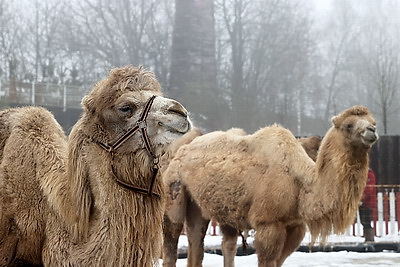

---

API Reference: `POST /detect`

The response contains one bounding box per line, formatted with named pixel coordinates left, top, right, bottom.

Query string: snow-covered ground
left=160, top=233, right=400, bottom=266
left=170, top=250, right=400, bottom=266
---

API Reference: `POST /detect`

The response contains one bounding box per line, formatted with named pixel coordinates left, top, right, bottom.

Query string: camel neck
left=301, top=132, right=371, bottom=242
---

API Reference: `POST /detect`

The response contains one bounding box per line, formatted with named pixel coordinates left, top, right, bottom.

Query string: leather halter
left=97, top=95, right=160, bottom=198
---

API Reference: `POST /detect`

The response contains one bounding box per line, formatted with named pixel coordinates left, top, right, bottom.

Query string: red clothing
left=361, top=169, right=377, bottom=209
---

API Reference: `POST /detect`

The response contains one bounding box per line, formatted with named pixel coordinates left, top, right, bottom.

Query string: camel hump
left=226, top=127, right=247, bottom=135
left=0, top=108, right=20, bottom=160
left=0, top=106, right=61, bottom=132
left=298, top=136, right=322, bottom=162
left=0, top=106, right=64, bottom=160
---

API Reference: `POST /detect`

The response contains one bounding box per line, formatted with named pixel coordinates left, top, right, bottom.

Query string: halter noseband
left=97, top=95, right=160, bottom=198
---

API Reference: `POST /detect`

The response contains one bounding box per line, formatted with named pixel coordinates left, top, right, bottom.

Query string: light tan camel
left=160, top=127, right=203, bottom=267
left=164, top=106, right=378, bottom=267
left=161, top=132, right=321, bottom=267
left=161, top=127, right=246, bottom=267
left=0, top=65, right=191, bottom=266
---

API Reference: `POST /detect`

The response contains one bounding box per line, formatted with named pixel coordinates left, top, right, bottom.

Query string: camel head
left=331, top=105, right=378, bottom=148
left=65, top=66, right=191, bottom=241
left=81, top=65, right=191, bottom=157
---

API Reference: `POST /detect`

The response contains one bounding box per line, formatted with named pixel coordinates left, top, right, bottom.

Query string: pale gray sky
left=313, top=0, right=332, bottom=10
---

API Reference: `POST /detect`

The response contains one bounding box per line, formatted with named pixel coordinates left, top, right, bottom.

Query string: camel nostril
left=367, top=126, right=376, bottom=133
left=168, top=103, right=188, bottom=118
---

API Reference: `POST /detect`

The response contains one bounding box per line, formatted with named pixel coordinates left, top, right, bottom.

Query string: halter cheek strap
left=96, top=95, right=160, bottom=198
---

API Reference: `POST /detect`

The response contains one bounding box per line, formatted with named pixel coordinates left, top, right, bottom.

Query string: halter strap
left=97, top=95, right=156, bottom=154
left=96, top=95, right=160, bottom=198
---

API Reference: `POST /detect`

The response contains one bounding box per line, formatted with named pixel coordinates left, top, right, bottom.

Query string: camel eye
left=346, top=123, right=353, bottom=130
left=118, top=105, right=133, bottom=115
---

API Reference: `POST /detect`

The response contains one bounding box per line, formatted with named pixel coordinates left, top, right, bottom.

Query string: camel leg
left=219, top=224, right=239, bottom=267
left=185, top=200, right=210, bottom=267
left=254, top=222, right=286, bottom=267
left=277, top=223, right=306, bottom=267
left=162, top=215, right=184, bottom=267
left=0, top=217, right=23, bottom=266
left=0, top=233, right=18, bottom=266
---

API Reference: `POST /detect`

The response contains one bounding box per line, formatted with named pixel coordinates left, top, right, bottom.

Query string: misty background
left=1, top=0, right=399, bottom=135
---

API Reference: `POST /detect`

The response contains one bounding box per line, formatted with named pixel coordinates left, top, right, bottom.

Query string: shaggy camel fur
left=0, top=66, right=191, bottom=266
left=164, top=106, right=378, bottom=267
left=161, top=127, right=203, bottom=267
left=297, top=136, right=322, bottom=161
left=161, top=133, right=321, bottom=267
left=160, top=127, right=203, bottom=173
left=161, top=128, right=246, bottom=267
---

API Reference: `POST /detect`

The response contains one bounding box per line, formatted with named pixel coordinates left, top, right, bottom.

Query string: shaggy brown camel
left=0, top=66, right=191, bottom=266
left=161, top=132, right=321, bottom=267
left=164, top=106, right=378, bottom=267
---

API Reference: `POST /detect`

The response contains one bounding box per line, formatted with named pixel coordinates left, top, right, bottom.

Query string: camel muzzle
left=362, top=128, right=379, bottom=145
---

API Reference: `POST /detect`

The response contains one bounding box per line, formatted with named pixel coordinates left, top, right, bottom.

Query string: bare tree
left=0, top=0, right=14, bottom=80
left=0, top=0, right=175, bottom=90
left=358, top=0, right=400, bottom=134
left=217, top=0, right=249, bottom=128
left=26, top=0, right=66, bottom=83
left=0, top=0, right=27, bottom=101
left=216, top=0, right=313, bottom=133
left=3, top=0, right=400, bottom=135
left=367, top=39, right=399, bottom=134
left=315, top=0, right=361, bottom=123
left=0, top=0, right=26, bottom=79
left=144, top=0, right=174, bottom=86
left=66, top=0, right=165, bottom=66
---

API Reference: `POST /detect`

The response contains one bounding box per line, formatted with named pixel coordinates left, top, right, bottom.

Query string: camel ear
left=331, top=115, right=340, bottom=128
left=82, top=94, right=96, bottom=114
left=66, top=132, right=93, bottom=241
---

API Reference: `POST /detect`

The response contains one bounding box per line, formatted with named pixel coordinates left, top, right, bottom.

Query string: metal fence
left=355, top=186, right=400, bottom=237
left=0, top=80, right=90, bottom=110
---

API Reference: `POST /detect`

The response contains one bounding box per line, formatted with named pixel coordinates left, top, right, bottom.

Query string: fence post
left=356, top=209, right=362, bottom=236
left=389, top=190, right=396, bottom=235
left=211, top=219, right=217, bottom=236
left=397, top=191, right=400, bottom=233
left=384, top=190, right=389, bottom=235
left=31, top=81, right=35, bottom=105
left=63, top=85, right=67, bottom=112
left=377, top=192, right=383, bottom=236
left=372, top=189, right=378, bottom=236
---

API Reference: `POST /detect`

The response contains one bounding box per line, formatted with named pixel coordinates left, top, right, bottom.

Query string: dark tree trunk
left=9, top=59, right=17, bottom=103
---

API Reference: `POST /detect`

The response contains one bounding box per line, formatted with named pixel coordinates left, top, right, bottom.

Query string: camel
left=163, top=106, right=378, bottom=267
left=160, top=127, right=204, bottom=172
left=161, top=130, right=320, bottom=267
left=297, top=136, right=322, bottom=161
left=160, top=127, right=203, bottom=267
left=161, top=127, right=246, bottom=267
left=0, top=65, right=191, bottom=266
